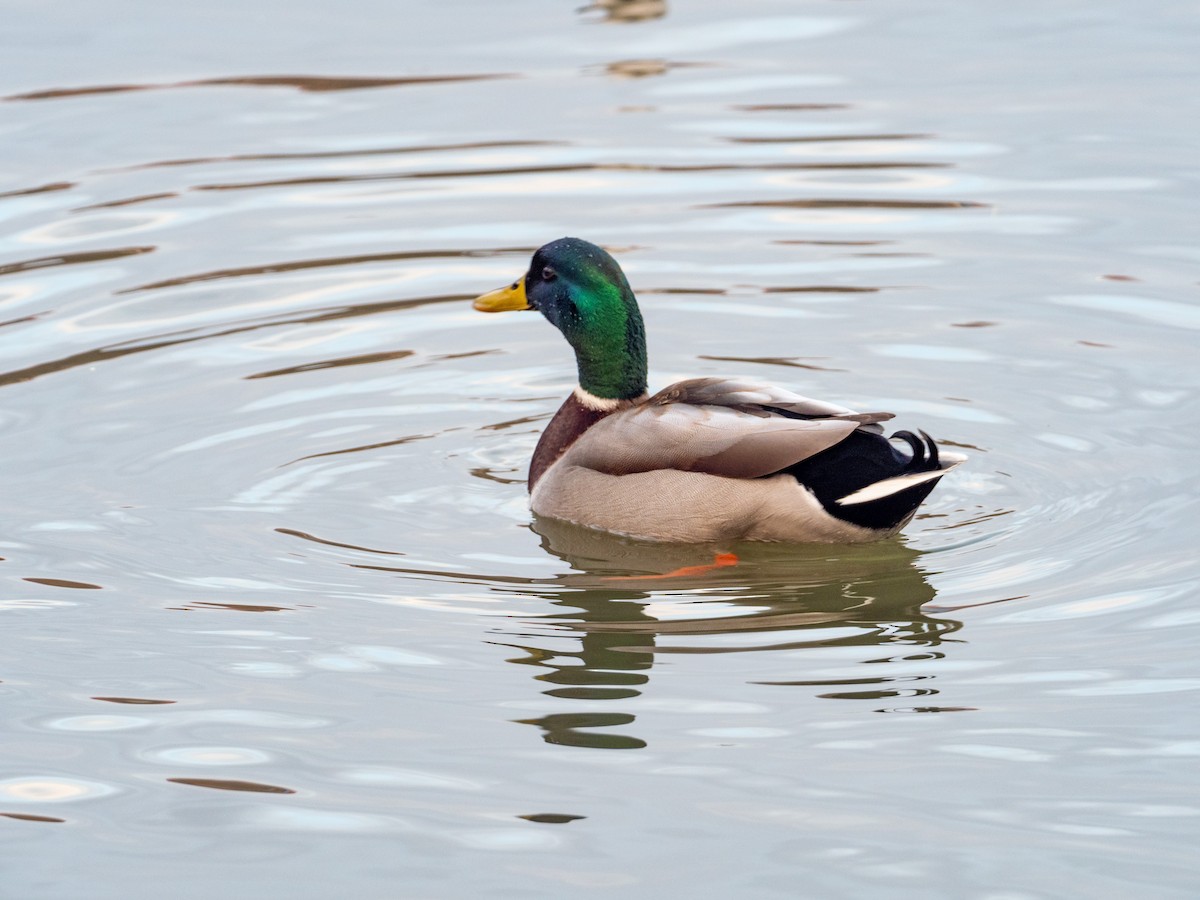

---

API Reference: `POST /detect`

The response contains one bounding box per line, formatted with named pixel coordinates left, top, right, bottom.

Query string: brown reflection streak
left=0, top=247, right=154, bottom=279
left=167, top=778, right=295, bottom=794
left=23, top=577, right=103, bottom=589
left=761, top=286, right=880, bottom=294
left=92, top=697, right=176, bottom=705
left=74, top=192, right=178, bottom=211
left=938, top=439, right=984, bottom=451
left=602, top=60, right=685, bottom=78
left=285, top=433, right=435, bottom=465
left=480, top=414, right=549, bottom=432
left=194, top=75, right=505, bottom=92
left=776, top=240, right=893, bottom=246
left=0, top=314, right=45, bottom=329
left=5, top=73, right=511, bottom=102
left=733, top=103, right=851, bottom=112
left=753, top=675, right=932, bottom=686
left=709, top=199, right=987, bottom=210
left=640, top=288, right=727, bottom=296
left=926, top=594, right=1027, bottom=613
left=726, top=133, right=931, bottom=144
left=616, top=162, right=948, bottom=172
left=182, top=602, right=293, bottom=612
left=469, top=466, right=524, bottom=485
left=0, top=292, right=468, bottom=389
left=247, top=350, right=414, bottom=379
left=6, top=84, right=146, bottom=101
left=188, top=160, right=950, bottom=194
left=120, top=248, right=532, bottom=294
left=699, top=355, right=847, bottom=373
left=0, top=181, right=74, bottom=198
left=519, top=813, right=586, bottom=824
left=0, top=813, right=65, bottom=823
left=275, top=527, right=405, bottom=556
left=434, top=349, right=498, bottom=362
left=822, top=687, right=938, bottom=701
left=351, top=562, right=548, bottom=587
left=930, top=509, right=1013, bottom=531
left=192, top=163, right=599, bottom=191
left=111, top=140, right=561, bottom=173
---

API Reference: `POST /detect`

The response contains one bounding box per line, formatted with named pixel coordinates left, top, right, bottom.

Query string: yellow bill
left=473, top=278, right=529, bottom=312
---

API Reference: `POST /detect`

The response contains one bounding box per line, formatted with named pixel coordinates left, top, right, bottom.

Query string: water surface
left=2, top=1, right=1199, bottom=897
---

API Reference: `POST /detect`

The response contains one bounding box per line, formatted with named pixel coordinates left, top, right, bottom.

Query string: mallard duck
left=474, top=237, right=964, bottom=543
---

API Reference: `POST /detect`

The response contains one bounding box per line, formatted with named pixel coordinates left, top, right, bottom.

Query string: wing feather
left=563, top=377, right=886, bottom=479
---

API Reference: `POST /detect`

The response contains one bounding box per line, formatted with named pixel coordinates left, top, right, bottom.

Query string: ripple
left=110, top=140, right=560, bottom=173
left=247, top=806, right=400, bottom=832
left=0, top=246, right=154, bottom=278
left=1054, top=294, right=1200, bottom=330
left=940, top=744, right=1053, bottom=763
left=45, top=715, right=152, bottom=732
left=0, top=598, right=77, bottom=611
left=725, top=132, right=930, bottom=145
left=348, top=645, right=446, bottom=665
left=91, top=697, right=176, bottom=705
left=874, top=344, right=992, bottom=362
left=147, top=746, right=272, bottom=766
left=336, top=768, right=483, bottom=791
left=448, top=828, right=564, bottom=850
left=0, top=291, right=469, bottom=388
left=21, top=210, right=180, bottom=244
left=994, top=585, right=1183, bottom=623
left=1053, top=679, right=1200, bottom=697
left=0, top=777, right=119, bottom=802
left=689, top=727, right=789, bottom=738
left=119, top=247, right=530, bottom=294
left=223, top=662, right=304, bottom=678
left=166, top=710, right=330, bottom=729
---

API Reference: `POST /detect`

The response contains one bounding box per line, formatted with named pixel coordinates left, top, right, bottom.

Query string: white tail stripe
left=836, top=456, right=965, bottom=506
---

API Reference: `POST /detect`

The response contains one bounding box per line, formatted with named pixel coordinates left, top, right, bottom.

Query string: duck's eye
left=541, top=266, right=557, bottom=282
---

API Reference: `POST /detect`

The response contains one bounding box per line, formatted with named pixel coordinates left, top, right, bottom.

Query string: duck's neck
left=528, top=388, right=645, bottom=491
left=568, top=287, right=648, bottom=402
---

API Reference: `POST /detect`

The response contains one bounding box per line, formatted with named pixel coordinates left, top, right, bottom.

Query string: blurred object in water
left=581, top=0, right=667, bottom=24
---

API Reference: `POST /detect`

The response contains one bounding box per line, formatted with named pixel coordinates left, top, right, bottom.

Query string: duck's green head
left=474, top=237, right=647, bottom=401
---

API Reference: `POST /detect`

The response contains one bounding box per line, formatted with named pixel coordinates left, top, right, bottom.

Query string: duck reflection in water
left=496, top=518, right=963, bottom=750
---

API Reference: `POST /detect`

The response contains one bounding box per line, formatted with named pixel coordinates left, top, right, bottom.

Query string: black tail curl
left=783, top=427, right=946, bottom=531
left=891, top=429, right=940, bottom=472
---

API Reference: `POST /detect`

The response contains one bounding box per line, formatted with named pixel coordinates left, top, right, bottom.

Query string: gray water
left=3, top=1, right=1199, bottom=897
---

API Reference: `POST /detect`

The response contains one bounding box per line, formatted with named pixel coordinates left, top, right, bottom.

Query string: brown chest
left=528, top=394, right=611, bottom=491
